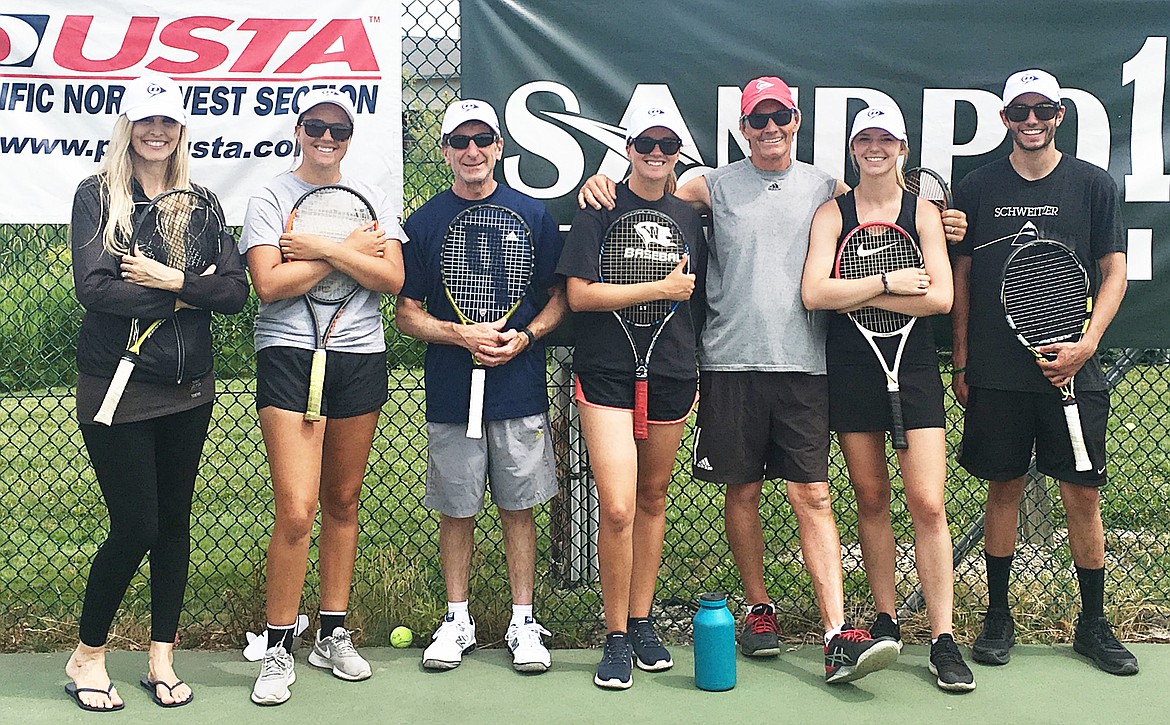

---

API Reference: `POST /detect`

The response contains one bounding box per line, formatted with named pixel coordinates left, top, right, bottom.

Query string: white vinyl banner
left=0, top=2, right=402, bottom=224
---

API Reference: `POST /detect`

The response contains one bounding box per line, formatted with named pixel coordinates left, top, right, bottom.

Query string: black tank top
left=826, top=190, right=937, bottom=367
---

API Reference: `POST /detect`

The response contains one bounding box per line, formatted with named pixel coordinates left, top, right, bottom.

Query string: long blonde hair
left=98, top=116, right=191, bottom=255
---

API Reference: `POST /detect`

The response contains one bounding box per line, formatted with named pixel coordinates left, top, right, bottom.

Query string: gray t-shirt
left=700, top=158, right=836, bottom=373
left=239, top=172, right=406, bottom=353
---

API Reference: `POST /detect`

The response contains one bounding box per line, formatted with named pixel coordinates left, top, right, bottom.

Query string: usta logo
left=42, top=15, right=378, bottom=74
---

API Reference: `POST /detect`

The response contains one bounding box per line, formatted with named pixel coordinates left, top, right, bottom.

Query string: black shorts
left=691, top=371, right=830, bottom=484
left=574, top=372, right=697, bottom=424
left=959, top=385, right=1109, bottom=487
left=828, top=363, right=945, bottom=432
left=256, top=346, right=388, bottom=419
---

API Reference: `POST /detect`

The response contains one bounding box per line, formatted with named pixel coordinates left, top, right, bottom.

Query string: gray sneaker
left=308, top=627, right=372, bottom=681
left=251, top=646, right=296, bottom=706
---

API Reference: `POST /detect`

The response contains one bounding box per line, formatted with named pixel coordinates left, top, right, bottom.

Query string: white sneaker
left=422, top=613, right=476, bottom=670
left=308, top=627, right=372, bottom=681
left=251, top=646, right=295, bottom=706
left=507, top=616, right=552, bottom=673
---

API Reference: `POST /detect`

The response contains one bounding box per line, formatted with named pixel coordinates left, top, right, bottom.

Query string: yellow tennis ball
left=390, top=626, right=413, bottom=648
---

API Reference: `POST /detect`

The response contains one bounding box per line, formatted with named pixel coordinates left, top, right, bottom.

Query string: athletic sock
left=824, top=624, right=843, bottom=646
left=319, top=611, right=346, bottom=640
left=985, top=552, right=1014, bottom=610
left=448, top=600, right=470, bottom=623
left=1076, top=566, right=1106, bottom=619
left=267, top=623, right=296, bottom=652
left=511, top=603, right=533, bottom=626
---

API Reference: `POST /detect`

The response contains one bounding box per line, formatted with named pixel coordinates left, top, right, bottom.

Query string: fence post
left=1018, top=466, right=1053, bottom=546
left=548, top=347, right=598, bottom=587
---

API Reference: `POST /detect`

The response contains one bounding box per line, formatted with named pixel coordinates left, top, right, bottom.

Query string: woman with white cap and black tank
left=802, top=105, right=974, bottom=692
left=240, top=87, right=405, bottom=705
left=65, top=74, right=248, bottom=711
left=557, top=106, right=702, bottom=689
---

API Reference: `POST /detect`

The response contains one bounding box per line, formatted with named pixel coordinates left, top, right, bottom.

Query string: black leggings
left=78, top=404, right=213, bottom=646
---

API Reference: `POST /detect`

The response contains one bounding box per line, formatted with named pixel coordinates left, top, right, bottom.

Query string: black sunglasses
left=299, top=119, right=353, bottom=142
left=1004, top=103, right=1061, bottom=123
left=742, top=108, right=797, bottom=130
left=630, top=136, right=683, bottom=155
left=446, top=132, right=498, bottom=149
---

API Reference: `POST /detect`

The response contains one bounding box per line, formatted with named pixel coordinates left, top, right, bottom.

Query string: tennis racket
left=441, top=204, right=535, bottom=439
left=905, top=167, right=952, bottom=213
left=1001, top=240, right=1093, bottom=471
left=833, top=221, right=924, bottom=450
left=600, top=209, right=688, bottom=440
left=94, top=188, right=224, bottom=425
left=285, top=184, right=375, bottom=421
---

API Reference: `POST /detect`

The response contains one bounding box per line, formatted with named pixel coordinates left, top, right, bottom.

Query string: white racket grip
left=466, top=367, right=486, bottom=439
left=94, top=357, right=136, bottom=426
left=1063, top=402, right=1093, bottom=472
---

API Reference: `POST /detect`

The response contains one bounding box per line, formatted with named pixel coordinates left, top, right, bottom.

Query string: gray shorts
left=425, top=413, right=558, bottom=517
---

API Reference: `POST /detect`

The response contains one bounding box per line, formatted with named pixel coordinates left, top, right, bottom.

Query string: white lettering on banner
left=1123, top=36, right=1170, bottom=202
left=502, top=80, right=585, bottom=198
left=919, top=89, right=1005, bottom=181
left=1062, top=89, right=1111, bottom=170
left=812, top=87, right=898, bottom=180
left=0, top=2, right=400, bottom=225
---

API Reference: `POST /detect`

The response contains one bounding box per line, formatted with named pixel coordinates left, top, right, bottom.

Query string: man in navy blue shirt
left=397, top=99, right=567, bottom=674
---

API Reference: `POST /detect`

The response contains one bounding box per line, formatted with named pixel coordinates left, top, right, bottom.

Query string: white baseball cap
left=441, top=99, right=501, bottom=136
left=624, top=105, right=685, bottom=142
left=120, top=75, right=187, bottom=125
left=849, top=105, right=907, bottom=144
left=296, top=88, right=357, bottom=124
left=1002, top=69, right=1062, bottom=106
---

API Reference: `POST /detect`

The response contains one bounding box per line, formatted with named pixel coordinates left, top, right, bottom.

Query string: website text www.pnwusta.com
left=0, top=135, right=298, bottom=163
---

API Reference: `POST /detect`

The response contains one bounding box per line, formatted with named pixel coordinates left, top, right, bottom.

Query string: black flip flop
left=64, top=681, right=125, bottom=712
left=140, top=676, right=194, bottom=708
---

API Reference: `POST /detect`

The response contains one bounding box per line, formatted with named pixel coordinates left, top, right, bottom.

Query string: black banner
left=463, top=0, right=1170, bottom=346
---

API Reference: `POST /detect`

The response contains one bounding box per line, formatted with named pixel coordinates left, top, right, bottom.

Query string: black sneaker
left=628, top=617, right=673, bottom=672
left=929, top=634, right=976, bottom=692
left=971, top=607, right=1014, bottom=665
left=824, top=625, right=900, bottom=684
left=1073, top=614, right=1139, bottom=675
left=594, top=632, right=633, bottom=689
left=739, top=603, right=781, bottom=657
left=869, top=612, right=903, bottom=651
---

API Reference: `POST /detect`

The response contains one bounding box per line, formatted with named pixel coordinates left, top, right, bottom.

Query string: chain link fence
left=2, top=5, right=1169, bottom=652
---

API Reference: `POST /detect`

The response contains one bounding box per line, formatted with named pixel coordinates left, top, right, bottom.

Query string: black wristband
left=520, top=327, right=536, bottom=347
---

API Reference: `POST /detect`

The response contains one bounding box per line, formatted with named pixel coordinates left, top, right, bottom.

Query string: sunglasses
left=446, top=132, right=498, bottom=149
left=1003, top=103, right=1061, bottom=123
left=630, top=136, right=683, bottom=155
left=742, top=108, right=797, bottom=130
left=299, top=119, right=353, bottom=142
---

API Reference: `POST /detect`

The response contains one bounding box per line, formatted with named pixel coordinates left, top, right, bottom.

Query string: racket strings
left=601, top=211, right=684, bottom=326
left=443, top=207, right=534, bottom=322
left=142, top=192, right=220, bottom=272
left=292, top=188, right=372, bottom=303
left=839, top=224, right=920, bottom=334
left=1003, top=250, right=1088, bottom=343
left=906, top=170, right=948, bottom=210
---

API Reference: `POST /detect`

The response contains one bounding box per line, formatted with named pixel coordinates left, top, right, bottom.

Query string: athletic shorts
left=425, top=413, right=558, bottom=517
left=959, top=385, right=1109, bottom=487
left=828, top=363, right=945, bottom=432
left=256, top=346, right=388, bottom=419
left=691, top=371, right=830, bottom=484
left=574, top=372, right=698, bottom=424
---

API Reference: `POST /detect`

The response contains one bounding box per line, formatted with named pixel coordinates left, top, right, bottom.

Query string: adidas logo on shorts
left=695, top=457, right=713, bottom=471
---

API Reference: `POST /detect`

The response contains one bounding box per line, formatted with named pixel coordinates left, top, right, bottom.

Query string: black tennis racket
left=285, top=184, right=375, bottom=422
left=833, top=221, right=924, bottom=449
left=600, top=209, right=687, bottom=440
left=441, top=204, right=535, bottom=439
left=905, top=167, right=952, bottom=213
left=94, top=188, right=224, bottom=425
left=1001, top=240, right=1093, bottom=471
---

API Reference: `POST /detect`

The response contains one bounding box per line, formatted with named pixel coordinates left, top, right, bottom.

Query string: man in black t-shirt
left=951, top=69, right=1136, bottom=675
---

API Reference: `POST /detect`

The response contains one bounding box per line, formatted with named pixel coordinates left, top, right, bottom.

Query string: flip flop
left=139, top=676, right=194, bottom=708
left=64, top=681, right=125, bottom=712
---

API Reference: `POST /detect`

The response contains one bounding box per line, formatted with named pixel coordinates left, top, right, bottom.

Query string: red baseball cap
left=740, top=76, right=796, bottom=116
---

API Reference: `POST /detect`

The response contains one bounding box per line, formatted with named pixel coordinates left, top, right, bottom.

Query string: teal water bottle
left=693, top=592, right=736, bottom=691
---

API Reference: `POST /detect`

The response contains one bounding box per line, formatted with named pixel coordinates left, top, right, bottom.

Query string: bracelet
left=953, top=367, right=966, bottom=374
left=520, top=327, right=536, bottom=348
left=881, top=272, right=890, bottom=295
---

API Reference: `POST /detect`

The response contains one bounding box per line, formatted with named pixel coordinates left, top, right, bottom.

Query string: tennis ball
left=390, top=626, right=413, bottom=648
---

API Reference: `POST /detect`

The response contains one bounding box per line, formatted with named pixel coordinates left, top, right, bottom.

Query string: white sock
left=511, top=603, right=533, bottom=625
left=447, top=600, right=470, bottom=622
left=824, top=624, right=844, bottom=645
